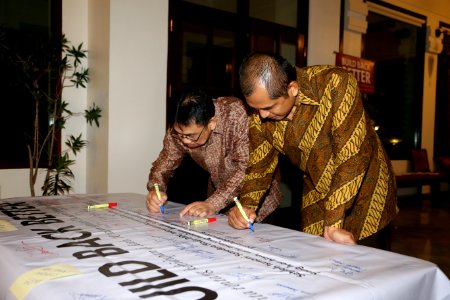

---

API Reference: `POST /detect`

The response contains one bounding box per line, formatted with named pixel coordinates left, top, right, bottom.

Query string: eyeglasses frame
left=171, top=124, right=207, bottom=142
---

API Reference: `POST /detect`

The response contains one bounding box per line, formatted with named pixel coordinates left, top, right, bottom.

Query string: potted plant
left=0, top=29, right=101, bottom=196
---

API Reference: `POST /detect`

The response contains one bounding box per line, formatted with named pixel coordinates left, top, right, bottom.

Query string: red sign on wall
left=335, top=53, right=375, bottom=94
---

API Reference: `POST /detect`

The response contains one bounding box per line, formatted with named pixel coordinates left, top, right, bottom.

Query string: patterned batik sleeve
left=239, top=114, right=280, bottom=211
left=147, top=129, right=186, bottom=192
left=320, top=70, right=370, bottom=229
left=205, top=110, right=250, bottom=212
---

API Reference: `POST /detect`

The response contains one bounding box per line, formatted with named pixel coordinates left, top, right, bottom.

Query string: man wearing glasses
left=146, top=90, right=281, bottom=220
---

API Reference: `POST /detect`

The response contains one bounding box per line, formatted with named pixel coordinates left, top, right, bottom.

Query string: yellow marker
left=154, top=183, right=162, bottom=199
left=154, top=184, right=164, bottom=213
left=87, top=202, right=117, bottom=210
left=233, top=197, right=254, bottom=231
left=187, top=217, right=217, bottom=226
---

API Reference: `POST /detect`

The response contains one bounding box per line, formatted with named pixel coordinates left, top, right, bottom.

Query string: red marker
left=187, top=218, right=216, bottom=226
left=87, top=202, right=117, bottom=210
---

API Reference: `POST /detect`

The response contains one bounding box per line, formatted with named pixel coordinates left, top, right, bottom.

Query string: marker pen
left=233, top=197, right=254, bottom=231
left=154, top=184, right=164, bottom=214
left=187, top=217, right=217, bottom=226
left=87, top=202, right=117, bottom=210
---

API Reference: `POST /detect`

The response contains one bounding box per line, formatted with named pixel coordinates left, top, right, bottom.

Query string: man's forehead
left=247, top=86, right=274, bottom=104
left=174, top=122, right=202, bottom=132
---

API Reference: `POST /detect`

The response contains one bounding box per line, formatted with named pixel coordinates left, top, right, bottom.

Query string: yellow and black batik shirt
left=240, top=66, right=398, bottom=240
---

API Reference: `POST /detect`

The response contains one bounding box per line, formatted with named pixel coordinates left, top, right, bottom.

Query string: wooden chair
left=395, top=149, right=446, bottom=201
left=411, top=149, right=432, bottom=172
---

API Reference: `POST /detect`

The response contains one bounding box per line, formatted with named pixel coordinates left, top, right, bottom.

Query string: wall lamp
left=435, top=28, right=449, bottom=38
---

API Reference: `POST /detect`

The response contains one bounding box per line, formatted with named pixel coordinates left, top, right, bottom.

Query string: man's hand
left=179, top=201, right=215, bottom=217
left=228, top=205, right=256, bottom=230
left=146, top=190, right=168, bottom=213
left=323, top=226, right=356, bottom=245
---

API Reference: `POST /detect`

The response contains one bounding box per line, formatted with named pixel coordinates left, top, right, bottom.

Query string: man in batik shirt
left=228, top=52, right=398, bottom=247
left=147, top=90, right=280, bottom=220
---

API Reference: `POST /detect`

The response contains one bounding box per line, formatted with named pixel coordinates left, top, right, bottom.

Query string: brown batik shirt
left=239, top=66, right=398, bottom=240
left=147, top=97, right=281, bottom=221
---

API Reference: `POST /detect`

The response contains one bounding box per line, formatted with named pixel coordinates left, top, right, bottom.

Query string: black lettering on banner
left=129, top=278, right=189, bottom=293
left=12, top=214, right=54, bottom=221
left=32, top=227, right=128, bottom=260
left=120, top=269, right=178, bottom=286
left=2, top=211, right=45, bottom=219
left=1, top=201, right=218, bottom=299
left=31, top=225, right=92, bottom=240
left=0, top=203, right=43, bottom=218
left=21, top=217, right=64, bottom=226
left=0, top=202, right=64, bottom=226
left=0, top=202, right=36, bottom=210
left=58, top=237, right=113, bottom=248
left=58, top=237, right=128, bottom=259
left=99, top=260, right=160, bottom=276
left=140, top=286, right=218, bottom=299
left=99, top=260, right=217, bottom=299
left=73, top=247, right=129, bottom=259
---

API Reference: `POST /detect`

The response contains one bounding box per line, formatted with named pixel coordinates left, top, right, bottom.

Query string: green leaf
left=71, top=68, right=89, bottom=88
left=42, top=153, right=75, bottom=195
left=65, top=134, right=86, bottom=156
left=85, top=103, right=102, bottom=127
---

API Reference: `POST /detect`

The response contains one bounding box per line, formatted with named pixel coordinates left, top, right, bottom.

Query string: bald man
left=229, top=52, right=398, bottom=248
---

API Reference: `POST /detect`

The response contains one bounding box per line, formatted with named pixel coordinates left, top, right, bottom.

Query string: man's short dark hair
left=174, top=90, right=215, bottom=126
left=239, top=52, right=297, bottom=99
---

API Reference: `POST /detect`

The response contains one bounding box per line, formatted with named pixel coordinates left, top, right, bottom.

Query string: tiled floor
left=390, top=194, right=450, bottom=278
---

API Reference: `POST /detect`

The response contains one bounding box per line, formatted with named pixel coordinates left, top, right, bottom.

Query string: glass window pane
left=212, top=29, right=235, bottom=91
left=281, top=42, right=296, bottom=65
left=0, top=0, right=54, bottom=168
left=213, top=29, right=234, bottom=48
left=182, top=27, right=208, bottom=85
left=254, top=34, right=276, bottom=52
left=249, top=0, right=297, bottom=28
left=364, top=12, right=424, bottom=159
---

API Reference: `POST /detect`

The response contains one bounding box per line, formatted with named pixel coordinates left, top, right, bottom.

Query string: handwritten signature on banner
left=1, top=199, right=318, bottom=300
left=18, top=240, right=59, bottom=258
left=0, top=201, right=220, bottom=299
left=329, top=259, right=364, bottom=276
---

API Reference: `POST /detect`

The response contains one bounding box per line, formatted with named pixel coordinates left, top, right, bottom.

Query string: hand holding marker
left=154, top=184, right=164, bottom=214
left=233, top=197, right=254, bottom=231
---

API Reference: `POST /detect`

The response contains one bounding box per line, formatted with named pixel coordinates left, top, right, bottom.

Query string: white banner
left=0, top=193, right=448, bottom=299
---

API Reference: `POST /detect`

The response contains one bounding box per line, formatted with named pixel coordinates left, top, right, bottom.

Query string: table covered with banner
left=0, top=193, right=449, bottom=300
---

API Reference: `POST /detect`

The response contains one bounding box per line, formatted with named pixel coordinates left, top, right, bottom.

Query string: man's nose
left=259, top=110, right=270, bottom=119
left=180, top=137, right=194, bottom=144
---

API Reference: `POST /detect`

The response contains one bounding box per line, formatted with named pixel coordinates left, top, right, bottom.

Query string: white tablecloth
left=0, top=193, right=449, bottom=300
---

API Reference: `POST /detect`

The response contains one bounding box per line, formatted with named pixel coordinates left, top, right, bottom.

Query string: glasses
left=171, top=125, right=206, bottom=142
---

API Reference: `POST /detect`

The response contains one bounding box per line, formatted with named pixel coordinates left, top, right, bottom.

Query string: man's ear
left=209, top=116, right=217, bottom=130
left=288, top=81, right=299, bottom=97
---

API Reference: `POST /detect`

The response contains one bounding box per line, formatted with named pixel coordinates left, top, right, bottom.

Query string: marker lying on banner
left=87, top=202, right=117, bottom=210
left=186, top=218, right=217, bottom=226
